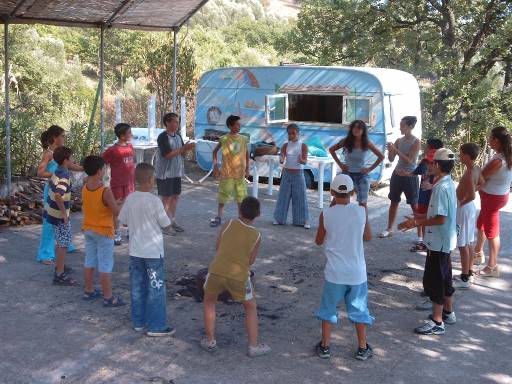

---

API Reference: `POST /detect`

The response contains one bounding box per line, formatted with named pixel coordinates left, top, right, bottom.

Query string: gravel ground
left=1, top=165, right=511, bottom=384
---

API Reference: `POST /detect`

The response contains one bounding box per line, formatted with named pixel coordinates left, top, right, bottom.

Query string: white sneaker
left=304, top=223, right=311, bottom=229
left=453, top=278, right=471, bottom=290
left=442, top=311, right=456, bottom=325
left=379, top=230, right=393, bottom=238
left=247, top=343, right=271, bottom=357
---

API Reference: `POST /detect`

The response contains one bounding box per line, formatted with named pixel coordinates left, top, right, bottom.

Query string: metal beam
left=105, top=0, right=136, bottom=25
left=177, top=0, right=210, bottom=27
left=10, top=0, right=31, bottom=17
left=99, top=24, right=105, bottom=150
left=3, top=18, right=11, bottom=195
left=172, top=27, right=178, bottom=112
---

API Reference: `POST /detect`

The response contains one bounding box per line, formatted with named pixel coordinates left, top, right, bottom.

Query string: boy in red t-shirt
left=102, top=123, right=135, bottom=244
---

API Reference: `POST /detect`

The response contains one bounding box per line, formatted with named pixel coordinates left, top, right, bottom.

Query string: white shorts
left=456, top=201, right=477, bottom=247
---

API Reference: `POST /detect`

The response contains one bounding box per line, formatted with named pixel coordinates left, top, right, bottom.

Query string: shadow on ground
left=1, top=169, right=511, bottom=384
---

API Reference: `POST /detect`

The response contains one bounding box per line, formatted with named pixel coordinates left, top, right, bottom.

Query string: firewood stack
left=0, top=177, right=82, bottom=227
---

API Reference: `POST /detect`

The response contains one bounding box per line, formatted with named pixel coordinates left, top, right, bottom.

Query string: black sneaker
left=315, top=341, right=330, bottom=359
left=355, top=344, right=373, bottom=361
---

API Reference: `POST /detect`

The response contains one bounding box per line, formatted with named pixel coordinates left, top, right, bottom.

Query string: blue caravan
left=194, top=65, right=422, bottom=186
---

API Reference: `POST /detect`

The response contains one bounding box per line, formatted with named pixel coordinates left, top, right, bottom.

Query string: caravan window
left=343, top=97, right=371, bottom=124
left=288, top=94, right=343, bottom=124
left=265, top=94, right=288, bottom=124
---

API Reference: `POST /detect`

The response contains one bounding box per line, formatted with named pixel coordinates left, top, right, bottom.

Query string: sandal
left=477, top=265, right=499, bottom=278
left=103, top=295, right=126, bottom=307
left=53, top=272, right=79, bottom=286
left=209, top=216, right=222, bottom=228
left=473, top=251, right=485, bottom=265
left=83, top=288, right=102, bottom=301
left=41, top=259, right=55, bottom=265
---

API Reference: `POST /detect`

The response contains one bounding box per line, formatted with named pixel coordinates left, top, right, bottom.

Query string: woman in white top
left=273, top=124, right=310, bottom=228
left=474, top=126, right=512, bottom=277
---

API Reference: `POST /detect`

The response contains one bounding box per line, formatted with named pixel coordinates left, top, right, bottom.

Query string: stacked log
left=0, top=177, right=82, bottom=227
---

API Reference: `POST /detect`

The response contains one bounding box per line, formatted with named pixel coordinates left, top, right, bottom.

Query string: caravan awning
left=1, top=0, right=208, bottom=30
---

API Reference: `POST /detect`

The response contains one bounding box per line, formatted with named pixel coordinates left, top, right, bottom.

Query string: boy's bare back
left=457, top=165, right=481, bottom=204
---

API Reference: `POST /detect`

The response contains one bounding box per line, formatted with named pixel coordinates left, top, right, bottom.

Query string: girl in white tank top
left=273, top=124, right=310, bottom=228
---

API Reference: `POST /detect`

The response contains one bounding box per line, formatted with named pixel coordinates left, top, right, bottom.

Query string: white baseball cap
left=433, top=148, right=455, bottom=161
left=330, top=174, right=354, bottom=193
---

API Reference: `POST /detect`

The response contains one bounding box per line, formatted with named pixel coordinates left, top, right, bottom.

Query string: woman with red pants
left=474, top=126, right=512, bottom=277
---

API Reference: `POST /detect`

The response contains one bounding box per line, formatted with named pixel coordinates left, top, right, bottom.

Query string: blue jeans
left=129, top=256, right=168, bottom=332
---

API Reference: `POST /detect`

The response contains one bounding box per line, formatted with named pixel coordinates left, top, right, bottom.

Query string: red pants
left=477, top=191, right=509, bottom=239
left=111, top=184, right=135, bottom=201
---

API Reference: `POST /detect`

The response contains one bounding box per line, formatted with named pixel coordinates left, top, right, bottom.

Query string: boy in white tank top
left=314, top=174, right=374, bottom=361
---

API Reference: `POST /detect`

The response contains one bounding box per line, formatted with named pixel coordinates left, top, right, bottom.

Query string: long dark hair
left=46, top=125, right=65, bottom=144
left=342, top=120, right=368, bottom=153
left=491, top=126, right=512, bottom=169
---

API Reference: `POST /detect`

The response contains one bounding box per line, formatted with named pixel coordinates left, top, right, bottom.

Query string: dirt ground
left=1, top=166, right=511, bottom=384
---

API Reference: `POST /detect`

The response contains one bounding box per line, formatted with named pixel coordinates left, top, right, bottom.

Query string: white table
left=132, top=143, right=157, bottom=164
left=250, top=155, right=335, bottom=208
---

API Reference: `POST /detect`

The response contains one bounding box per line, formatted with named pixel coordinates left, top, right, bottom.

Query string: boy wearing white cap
left=314, top=174, right=374, bottom=360
left=399, top=148, right=457, bottom=335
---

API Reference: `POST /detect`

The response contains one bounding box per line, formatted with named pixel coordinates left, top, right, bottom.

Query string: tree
left=290, top=0, right=512, bottom=145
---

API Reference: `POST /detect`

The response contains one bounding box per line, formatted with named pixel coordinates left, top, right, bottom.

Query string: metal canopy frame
left=1, top=0, right=209, bottom=194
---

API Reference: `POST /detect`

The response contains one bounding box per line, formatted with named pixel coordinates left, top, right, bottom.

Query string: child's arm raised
left=248, top=236, right=261, bottom=266
left=315, top=212, right=326, bottom=246
left=37, top=151, right=53, bottom=178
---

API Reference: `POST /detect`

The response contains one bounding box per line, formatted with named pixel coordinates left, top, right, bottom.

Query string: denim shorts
left=316, top=280, right=374, bottom=325
left=84, top=230, right=115, bottom=273
left=53, top=222, right=71, bottom=248
left=345, top=172, right=370, bottom=203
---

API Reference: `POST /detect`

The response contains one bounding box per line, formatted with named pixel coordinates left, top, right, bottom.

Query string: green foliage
left=291, top=0, right=512, bottom=153
left=0, top=114, right=41, bottom=176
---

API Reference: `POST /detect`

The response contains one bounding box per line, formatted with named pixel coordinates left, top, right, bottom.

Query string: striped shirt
left=44, top=167, right=71, bottom=225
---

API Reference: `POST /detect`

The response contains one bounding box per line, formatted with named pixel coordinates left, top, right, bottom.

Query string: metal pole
left=99, top=24, right=105, bottom=150
left=172, top=27, right=178, bottom=112
left=4, top=19, right=12, bottom=195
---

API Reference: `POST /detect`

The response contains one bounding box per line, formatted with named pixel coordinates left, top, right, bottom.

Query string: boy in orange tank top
left=82, top=156, right=124, bottom=307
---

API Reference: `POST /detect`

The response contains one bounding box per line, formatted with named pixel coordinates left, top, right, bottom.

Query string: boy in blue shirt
left=399, top=148, right=457, bottom=335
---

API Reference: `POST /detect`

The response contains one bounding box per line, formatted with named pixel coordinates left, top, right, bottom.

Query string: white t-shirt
left=322, top=204, right=367, bottom=285
left=118, top=191, right=171, bottom=258
left=481, top=153, right=512, bottom=195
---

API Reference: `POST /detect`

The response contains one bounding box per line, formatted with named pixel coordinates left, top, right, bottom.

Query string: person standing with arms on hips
left=273, top=123, right=310, bottom=228
left=154, top=112, right=195, bottom=235
left=473, top=126, right=512, bottom=278
left=329, top=119, right=384, bottom=232
left=379, top=116, right=421, bottom=238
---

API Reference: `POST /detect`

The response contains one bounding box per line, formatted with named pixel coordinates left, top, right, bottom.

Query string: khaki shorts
left=218, top=178, right=247, bottom=204
left=204, top=273, right=254, bottom=302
